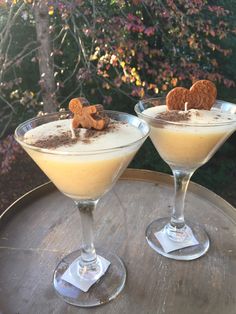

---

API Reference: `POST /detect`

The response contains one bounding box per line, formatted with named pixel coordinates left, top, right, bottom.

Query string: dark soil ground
left=0, top=150, right=235, bottom=215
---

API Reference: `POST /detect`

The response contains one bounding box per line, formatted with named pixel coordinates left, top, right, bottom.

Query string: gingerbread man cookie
left=69, top=97, right=110, bottom=130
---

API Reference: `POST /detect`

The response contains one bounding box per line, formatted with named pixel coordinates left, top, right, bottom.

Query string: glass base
left=53, top=249, right=126, bottom=307
left=146, top=217, right=210, bottom=261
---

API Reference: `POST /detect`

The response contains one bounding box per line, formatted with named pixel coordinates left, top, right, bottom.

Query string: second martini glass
left=135, top=98, right=236, bottom=261
left=15, top=110, right=149, bottom=307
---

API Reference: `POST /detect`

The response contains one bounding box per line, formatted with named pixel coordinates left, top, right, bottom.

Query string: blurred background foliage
left=0, top=0, right=236, bottom=201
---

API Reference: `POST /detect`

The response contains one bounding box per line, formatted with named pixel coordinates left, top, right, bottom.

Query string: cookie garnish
left=166, top=80, right=217, bottom=111
left=69, top=97, right=110, bottom=130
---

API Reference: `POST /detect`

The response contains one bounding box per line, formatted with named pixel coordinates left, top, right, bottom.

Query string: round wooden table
left=0, top=169, right=236, bottom=314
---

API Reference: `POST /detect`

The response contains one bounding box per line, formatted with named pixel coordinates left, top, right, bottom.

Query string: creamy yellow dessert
left=143, top=105, right=236, bottom=169
left=24, top=119, right=142, bottom=200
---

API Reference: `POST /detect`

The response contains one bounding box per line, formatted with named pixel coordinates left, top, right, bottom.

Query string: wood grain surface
left=0, top=169, right=236, bottom=314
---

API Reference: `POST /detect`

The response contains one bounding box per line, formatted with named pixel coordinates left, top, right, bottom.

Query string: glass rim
left=14, top=110, right=150, bottom=156
left=134, top=97, right=236, bottom=127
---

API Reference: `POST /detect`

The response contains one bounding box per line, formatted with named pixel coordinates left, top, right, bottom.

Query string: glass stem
left=170, top=169, right=194, bottom=229
left=76, top=200, right=99, bottom=276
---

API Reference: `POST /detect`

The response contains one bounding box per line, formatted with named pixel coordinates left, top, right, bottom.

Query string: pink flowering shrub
left=0, top=135, right=24, bottom=174
left=50, top=0, right=236, bottom=103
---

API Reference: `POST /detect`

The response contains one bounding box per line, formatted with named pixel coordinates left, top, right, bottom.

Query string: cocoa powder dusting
left=156, top=110, right=191, bottom=122
left=32, top=131, right=78, bottom=149
left=30, top=121, right=122, bottom=149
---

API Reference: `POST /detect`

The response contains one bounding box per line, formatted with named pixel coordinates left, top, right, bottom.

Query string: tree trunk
left=33, top=0, right=57, bottom=112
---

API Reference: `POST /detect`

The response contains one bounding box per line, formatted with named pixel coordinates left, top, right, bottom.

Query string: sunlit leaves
left=2, top=0, right=236, bottom=111
left=73, top=0, right=234, bottom=102
left=171, top=78, right=178, bottom=87
left=48, top=5, right=54, bottom=15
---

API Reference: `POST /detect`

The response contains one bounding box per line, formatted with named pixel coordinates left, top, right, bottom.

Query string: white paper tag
left=61, top=255, right=110, bottom=292
left=155, top=226, right=199, bottom=253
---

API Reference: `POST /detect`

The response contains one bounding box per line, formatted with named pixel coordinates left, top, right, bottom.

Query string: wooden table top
left=0, top=169, right=236, bottom=314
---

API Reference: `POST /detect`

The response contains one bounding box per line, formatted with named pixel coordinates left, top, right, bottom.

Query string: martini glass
left=135, top=98, right=236, bottom=261
left=15, top=110, right=149, bottom=307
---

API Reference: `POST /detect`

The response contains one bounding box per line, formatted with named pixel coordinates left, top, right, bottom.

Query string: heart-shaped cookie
left=166, top=80, right=217, bottom=111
